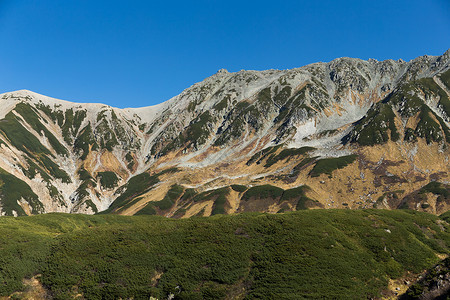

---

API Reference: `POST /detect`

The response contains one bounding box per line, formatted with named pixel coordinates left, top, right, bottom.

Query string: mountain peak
left=216, top=68, right=229, bottom=74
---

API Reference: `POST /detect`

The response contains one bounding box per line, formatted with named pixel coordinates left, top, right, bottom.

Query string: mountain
left=0, top=50, right=449, bottom=216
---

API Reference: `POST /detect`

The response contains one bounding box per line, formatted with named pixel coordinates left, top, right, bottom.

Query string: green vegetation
left=182, top=112, right=214, bottom=147
left=104, top=173, right=159, bottom=213
left=97, top=171, right=120, bottom=190
left=0, top=111, right=52, bottom=156
left=419, top=181, right=449, bottom=199
left=374, top=190, right=404, bottom=208
left=376, top=77, right=450, bottom=144
left=389, top=82, right=428, bottom=117
left=242, top=184, right=284, bottom=201
left=0, top=210, right=447, bottom=299
left=273, top=83, right=328, bottom=129
left=273, top=86, right=292, bottom=106
left=439, top=69, right=450, bottom=89
left=134, top=201, right=156, bottom=215
left=316, top=129, right=338, bottom=138
left=273, top=156, right=319, bottom=182
left=435, top=113, right=450, bottom=142
left=82, top=199, right=98, bottom=214
left=96, top=110, right=107, bottom=122
left=0, top=215, right=56, bottom=295
left=193, top=187, right=228, bottom=203
left=415, top=107, right=444, bottom=144
left=35, top=102, right=55, bottom=120
left=180, top=188, right=197, bottom=202
left=15, top=153, right=71, bottom=184
left=153, top=184, right=185, bottom=210
left=187, top=100, right=197, bottom=112
left=309, top=154, right=357, bottom=177
left=47, top=183, right=65, bottom=206
left=294, top=156, right=317, bottom=171
left=154, top=186, right=232, bottom=216
left=60, top=108, right=87, bottom=144
left=125, top=152, right=135, bottom=170
left=256, top=87, right=272, bottom=112
left=441, top=210, right=450, bottom=223
left=404, top=257, right=449, bottom=299
left=416, top=77, right=450, bottom=117
left=404, top=127, right=417, bottom=142
left=96, top=118, right=120, bottom=151
left=20, top=157, right=52, bottom=182
left=72, top=110, right=87, bottom=136
left=0, top=167, right=43, bottom=216
left=162, top=112, right=214, bottom=153
left=77, top=167, right=92, bottom=181
left=280, top=185, right=308, bottom=201
left=280, top=185, right=319, bottom=210
left=138, top=123, right=146, bottom=132
left=182, top=187, right=231, bottom=216
left=208, top=187, right=229, bottom=215
left=73, top=168, right=97, bottom=212
left=214, top=101, right=263, bottom=146
left=0, top=108, right=73, bottom=206
left=38, top=154, right=71, bottom=183
left=138, top=183, right=325, bottom=218
left=246, top=144, right=283, bottom=165
left=230, top=184, right=247, bottom=193
left=439, top=70, right=450, bottom=94
left=264, top=146, right=315, bottom=167
left=104, top=168, right=179, bottom=213
left=213, top=95, right=230, bottom=111
left=346, top=103, right=399, bottom=146
left=14, top=103, right=69, bottom=156
left=74, top=123, right=98, bottom=160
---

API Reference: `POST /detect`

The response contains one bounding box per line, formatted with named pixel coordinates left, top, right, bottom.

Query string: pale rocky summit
left=0, top=50, right=449, bottom=217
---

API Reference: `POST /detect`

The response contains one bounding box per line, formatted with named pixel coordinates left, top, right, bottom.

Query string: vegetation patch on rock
left=309, top=154, right=357, bottom=177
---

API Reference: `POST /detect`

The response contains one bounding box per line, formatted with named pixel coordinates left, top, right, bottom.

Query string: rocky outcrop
left=400, top=258, right=450, bottom=300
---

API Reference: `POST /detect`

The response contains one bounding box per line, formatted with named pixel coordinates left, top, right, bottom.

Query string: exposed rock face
left=0, top=50, right=449, bottom=216
left=399, top=258, right=450, bottom=300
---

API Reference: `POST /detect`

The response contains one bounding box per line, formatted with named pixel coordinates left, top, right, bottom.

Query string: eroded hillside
left=0, top=50, right=449, bottom=216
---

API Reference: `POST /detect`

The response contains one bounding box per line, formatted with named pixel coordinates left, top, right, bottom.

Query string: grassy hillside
left=0, top=210, right=448, bottom=299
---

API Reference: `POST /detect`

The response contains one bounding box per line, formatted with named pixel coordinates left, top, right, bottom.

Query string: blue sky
left=0, top=0, right=449, bottom=108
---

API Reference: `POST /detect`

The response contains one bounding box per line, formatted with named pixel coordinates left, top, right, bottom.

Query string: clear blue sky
left=0, top=0, right=449, bottom=108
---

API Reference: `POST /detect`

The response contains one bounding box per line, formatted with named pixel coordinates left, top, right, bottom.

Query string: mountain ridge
left=6, top=48, right=449, bottom=110
left=0, top=50, right=449, bottom=216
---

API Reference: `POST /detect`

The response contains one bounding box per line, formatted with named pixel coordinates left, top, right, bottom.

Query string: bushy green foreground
left=0, top=210, right=448, bottom=299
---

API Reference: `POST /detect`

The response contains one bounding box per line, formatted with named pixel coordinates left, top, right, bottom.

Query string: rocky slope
left=0, top=50, right=449, bottom=216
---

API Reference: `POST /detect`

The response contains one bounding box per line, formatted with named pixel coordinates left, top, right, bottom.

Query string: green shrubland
left=241, top=184, right=284, bottom=201
left=309, top=155, right=357, bottom=177
left=0, top=168, right=44, bottom=216
left=104, top=168, right=179, bottom=214
left=264, top=146, right=315, bottom=167
left=14, top=103, right=69, bottom=156
left=97, top=171, right=120, bottom=190
left=230, top=184, right=248, bottom=193
left=0, top=210, right=447, bottom=299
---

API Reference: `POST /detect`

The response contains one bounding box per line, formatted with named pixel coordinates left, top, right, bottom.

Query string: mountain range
left=0, top=50, right=449, bottom=217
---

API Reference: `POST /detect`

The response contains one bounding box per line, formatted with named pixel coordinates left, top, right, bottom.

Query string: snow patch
left=292, top=119, right=317, bottom=143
